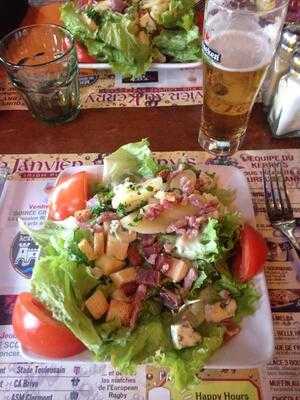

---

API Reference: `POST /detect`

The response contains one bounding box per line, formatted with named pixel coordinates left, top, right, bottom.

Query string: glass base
left=198, top=131, right=244, bottom=156
left=32, top=107, right=80, bottom=125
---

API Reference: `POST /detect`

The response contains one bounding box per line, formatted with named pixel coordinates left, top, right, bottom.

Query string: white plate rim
left=79, top=61, right=202, bottom=70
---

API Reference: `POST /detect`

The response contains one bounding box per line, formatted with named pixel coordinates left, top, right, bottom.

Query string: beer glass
left=199, top=0, right=288, bottom=155
left=0, top=24, right=80, bottom=124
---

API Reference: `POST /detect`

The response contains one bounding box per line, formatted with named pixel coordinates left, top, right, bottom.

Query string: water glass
left=0, top=24, right=80, bottom=124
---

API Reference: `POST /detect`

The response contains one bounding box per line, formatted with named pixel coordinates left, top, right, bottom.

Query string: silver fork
left=0, top=167, right=9, bottom=202
left=262, top=163, right=300, bottom=257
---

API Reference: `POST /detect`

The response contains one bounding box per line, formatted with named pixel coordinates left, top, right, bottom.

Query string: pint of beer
left=198, top=0, right=289, bottom=156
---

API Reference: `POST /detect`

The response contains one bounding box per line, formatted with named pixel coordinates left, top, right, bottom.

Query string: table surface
left=0, top=3, right=299, bottom=155
left=1, top=104, right=300, bottom=154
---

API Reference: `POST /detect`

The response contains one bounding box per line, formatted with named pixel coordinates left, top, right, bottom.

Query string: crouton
left=106, top=299, right=133, bottom=326
left=110, top=267, right=137, bottom=287
left=106, top=234, right=129, bottom=260
left=165, top=258, right=189, bottom=282
left=93, top=231, right=105, bottom=257
left=78, top=238, right=96, bottom=261
left=95, top=254, right=124, bottom=275
left=85, top=290, right=109, bottom=320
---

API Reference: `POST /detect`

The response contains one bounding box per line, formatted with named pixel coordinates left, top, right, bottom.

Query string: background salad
left=15, top=140, right=267, bottom=389
left=60, top=0, right=202, bottom=77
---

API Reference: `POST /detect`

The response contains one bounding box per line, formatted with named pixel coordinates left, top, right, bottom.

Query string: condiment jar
left=268, top=48, right=300, bottom=137
left=262, top=23, right=300, bottom=109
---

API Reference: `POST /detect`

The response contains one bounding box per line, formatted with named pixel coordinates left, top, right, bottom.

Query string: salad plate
left=61, top=1, right=202, bottom=78
left=78, top=61, right=202, bottom=71
left=19, top=162, right=273, bottom=370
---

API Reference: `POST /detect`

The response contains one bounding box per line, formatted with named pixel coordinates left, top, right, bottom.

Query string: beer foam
left=208, top=30, right=273, bottom=72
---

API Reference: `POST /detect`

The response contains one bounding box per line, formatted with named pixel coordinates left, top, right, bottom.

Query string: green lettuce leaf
left=88, top=8, right=152, bottom=77
left=175, top=213, right=242, bottom=263
left=214, top=274, right=260, bottom=321
left=97, top=315, right=224, bottom=390
left=154, top=324, right=224, bottom=389
left=157, top=0, right=195, bottom=29
left=60, top=2, right=97, bottom=41
left=153, top=26, right=201, bottom=62
left=84, top=38, right=107, bottom=60
left=31, top=255, right=102, bottom=354
left=19, top=218, right=93, bottom=265
left=103, top=139, right=160, bottom=184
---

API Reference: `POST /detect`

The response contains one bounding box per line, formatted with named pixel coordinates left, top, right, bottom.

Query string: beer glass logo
left=202, top=42, right=222, bottom=63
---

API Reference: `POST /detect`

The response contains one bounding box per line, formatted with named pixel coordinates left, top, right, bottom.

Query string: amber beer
left=200, top=30, right=272, bottom=153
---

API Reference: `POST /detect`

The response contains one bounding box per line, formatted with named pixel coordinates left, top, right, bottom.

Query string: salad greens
left=31, top=255, right=103, bottom=355
left=60, top=0, right=201, bottom=77
left=175, top=213, right=241, bottom=262
left=103, top=138, right=161, bottom=184
left=20, top=139, right=260, bottom=389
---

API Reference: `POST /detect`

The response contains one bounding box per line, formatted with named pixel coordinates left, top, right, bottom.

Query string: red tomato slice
left=195, top=10, right=204, bottom=32
left=48, top=171, right=88, bottom=221
left=12, top=293, right=85, bottom=358
left=75, top=42, right=97, bottom=63
left=233, top=224, right=268, bottom=282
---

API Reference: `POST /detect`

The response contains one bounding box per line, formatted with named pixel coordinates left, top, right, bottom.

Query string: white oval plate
left=79, top=61, right=202, bottom=70
left=20, top=164, right=274, bottom=369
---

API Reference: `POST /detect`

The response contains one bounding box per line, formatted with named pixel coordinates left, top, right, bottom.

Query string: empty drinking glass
left=0, top=24, right=80, bottom=124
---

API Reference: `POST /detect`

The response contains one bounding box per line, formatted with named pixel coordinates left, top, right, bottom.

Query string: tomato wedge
left=233, top=224, right=268, bottom=282
left=75, top=42, right=97, bottom=63
left=48, top=171, right=88, bottom=221
left=12, top=292, right=85, bottom=358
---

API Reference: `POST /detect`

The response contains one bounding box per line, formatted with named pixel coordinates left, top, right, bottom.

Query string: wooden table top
left=0, top=3, right=299, bottom=155
left=0, top=104, right=299, bottom=154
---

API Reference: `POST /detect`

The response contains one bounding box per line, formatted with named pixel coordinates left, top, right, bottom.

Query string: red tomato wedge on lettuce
left=48, top=171, right=88, bottom=221
left=12, top=293, right=85, bottom=358
left=233, top=224, right=268, bottom=282
left=76, top=42, right=97, bottom=63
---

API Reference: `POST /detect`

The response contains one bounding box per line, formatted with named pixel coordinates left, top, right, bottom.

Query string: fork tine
left=262, top=167, right=275, bottom=218
left=274, top=164, right=284, bottom=212
left=268, top=166, right=278, bottom=211
left=279, top=162, right=293, bottom=214
left=262, top=167, right=270, bottom=210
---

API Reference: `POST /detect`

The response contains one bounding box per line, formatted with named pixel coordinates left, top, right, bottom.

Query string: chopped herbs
left=116, top=203, right=127, bottom=217
left=90, top=191, right=114, bottom=216
left=133, top=215, right=143, bottom=223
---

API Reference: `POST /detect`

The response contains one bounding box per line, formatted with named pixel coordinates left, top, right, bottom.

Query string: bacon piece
left=140, top=234, right=156, bottom=247
left=157, top=169, right=170, bottom=182
left=129, top=284, right=147, bottom=329
left=137, top=268, right=160, bottom=286
left=179, top=175, right=195, bottom=195
left=143, top=242, right=163, bottom=264
left=159, top=289, right=182, bottom=311
left=155, top=253, right=172, bottom=272
left=166, top=216, right=200, bottom=238
left=144, top=203, right=165, bottom=220
left=147, top=254, right=157, bottom=265
left=92, top=223, right=103, bottom=233
left=120, top=281, right=139, bottom=297
left=222, top=319, right=241, bottom=342
left=187, top=194, right=205, bottom=208
left=127, top=243, right=142, bottom=266
left=74, top=209, right=92, bottom=223
left=109, top=0, right=126, bottom=12
left=183, top=267, right=198, bottom=290
left=98, top=212, right=119, bottom=223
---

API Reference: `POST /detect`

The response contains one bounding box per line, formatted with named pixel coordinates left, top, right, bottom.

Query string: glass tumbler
left=0, top=24, right=80, bottom=124
left=198, top=0, right=288, bottom=156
